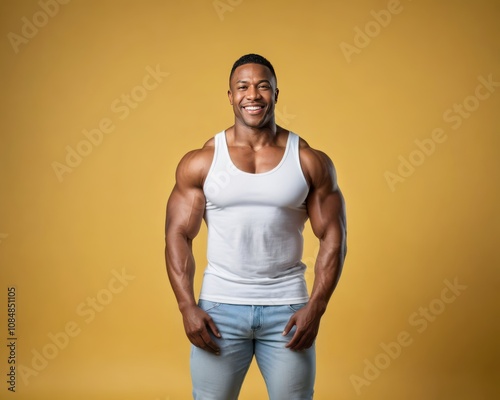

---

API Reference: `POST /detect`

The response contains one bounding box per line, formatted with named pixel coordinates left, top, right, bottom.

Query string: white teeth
left=245, top=106, right=262, bottom=110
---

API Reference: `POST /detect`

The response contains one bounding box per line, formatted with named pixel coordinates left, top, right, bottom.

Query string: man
left=165, top=54, right=347, bottom=399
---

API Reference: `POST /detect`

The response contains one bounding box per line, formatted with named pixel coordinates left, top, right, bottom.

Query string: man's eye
left=238, top=86, right=247, bottom=90
left=259, top=85, right=270, bottom=89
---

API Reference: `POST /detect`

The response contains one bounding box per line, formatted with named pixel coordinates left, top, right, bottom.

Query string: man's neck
left=231, top=122, right=281, bottom=149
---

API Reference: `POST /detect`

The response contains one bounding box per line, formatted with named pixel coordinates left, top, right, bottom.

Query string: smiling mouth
left=242, top=105, right=265, bottom=114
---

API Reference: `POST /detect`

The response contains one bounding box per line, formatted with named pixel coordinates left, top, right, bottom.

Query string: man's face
left=228, top=63, right=279, bottom=130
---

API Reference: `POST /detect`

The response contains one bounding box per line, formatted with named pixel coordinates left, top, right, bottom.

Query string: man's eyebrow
left=236, top=79, right=271, bottom=84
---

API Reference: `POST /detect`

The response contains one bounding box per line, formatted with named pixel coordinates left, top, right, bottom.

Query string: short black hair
left=229, top=53, right=277, bottom=85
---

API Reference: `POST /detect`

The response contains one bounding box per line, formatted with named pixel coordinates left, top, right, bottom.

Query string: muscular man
left=165, top=54, right=347, bottom=399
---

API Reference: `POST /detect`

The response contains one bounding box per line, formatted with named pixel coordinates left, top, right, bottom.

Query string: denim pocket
left=288, top=302, right=308, bottom=312
left=198, top=299, right=221, bottom=312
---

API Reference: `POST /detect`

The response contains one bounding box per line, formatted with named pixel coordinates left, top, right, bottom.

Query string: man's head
left=229, top=54, right=277, bottom=86
left=228, top=54, right=279, bottom=130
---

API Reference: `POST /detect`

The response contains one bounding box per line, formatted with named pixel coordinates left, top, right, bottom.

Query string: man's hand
left=283, top=304, right=323, bottom=351
left=182, top=305, right=221, bottom=355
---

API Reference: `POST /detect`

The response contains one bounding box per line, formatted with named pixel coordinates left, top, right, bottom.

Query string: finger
left=204, top=338, right=220, bottom=354
left=191, top=334, right=219, bottom=355
left=199, top=330, right=220, bottom=354
left=290, top=330, right=316, bottom=351
left=285, top=328, right=302, bottom=349
left=187, top=326, right=219, bottom=354
left=287, top=331, right=310, bottom=351
left=207, top=318, right=221, bottom=338
left=190, top=333, right=209, bottom=351
left=282, top=316, right=296, bottom=337
left=290, top=335, right=310, bottom=351
left=286, top=325, right=315, bottom=350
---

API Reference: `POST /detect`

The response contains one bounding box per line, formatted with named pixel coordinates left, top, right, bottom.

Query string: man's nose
left=246, top=85, right=261, bottom=99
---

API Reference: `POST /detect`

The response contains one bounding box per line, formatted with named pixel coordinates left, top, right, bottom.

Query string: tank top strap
left=286, top=132, right=305, bottom=175
left=206, top=131, right=229, bottom=178
left=288, top=131, right=299, bottom=155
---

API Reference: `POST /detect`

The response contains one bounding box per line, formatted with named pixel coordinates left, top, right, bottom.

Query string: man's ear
left=275, top=88, right=279, bottom=103
left=228, top=89, right=233, bottom=105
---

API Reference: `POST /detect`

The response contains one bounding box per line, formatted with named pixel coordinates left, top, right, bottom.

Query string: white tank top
left=199, top=131, right=310, bottom=305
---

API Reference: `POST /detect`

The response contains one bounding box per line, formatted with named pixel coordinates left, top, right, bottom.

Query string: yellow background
left=1, top=0, right=499, bottom=399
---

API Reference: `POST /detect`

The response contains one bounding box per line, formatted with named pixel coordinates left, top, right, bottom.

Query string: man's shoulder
left=296, top=136, right=336, bottom=186
left=179, top=135, right=216, bottom=165
left=201, top=136, right=216, bottom=148
left=174, top=134, right=218, bottom=187
left=297, top=137, right=332, bottom=165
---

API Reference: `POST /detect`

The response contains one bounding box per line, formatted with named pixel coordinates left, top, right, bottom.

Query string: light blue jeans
left=191, top=300, right=316, bottom=400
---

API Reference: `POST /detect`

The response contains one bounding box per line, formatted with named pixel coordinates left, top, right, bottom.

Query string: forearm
left=308, top=239, right=346, bottom=314
left=165, top=233, right=198, bottom=313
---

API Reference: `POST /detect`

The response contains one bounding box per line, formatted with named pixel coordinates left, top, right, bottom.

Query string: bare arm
left=284, top=148, right=347, bottom=350
left=165, top=149, right=221, bottom=354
